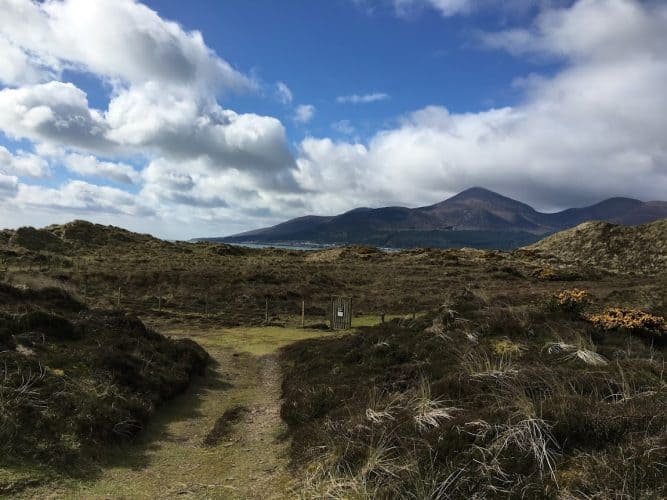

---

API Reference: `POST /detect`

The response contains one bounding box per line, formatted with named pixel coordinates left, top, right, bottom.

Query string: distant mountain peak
left=589, top=197, right=643, bottom=208
left=198, top=186, right=667, bottom=250
left=421, top=187, right=536, bottom=217
left=448, top=186, right=503, bottom=200
left=444, top=187, right=531, bottom=206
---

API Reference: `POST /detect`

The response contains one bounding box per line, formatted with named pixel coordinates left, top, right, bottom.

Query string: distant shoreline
left=225, top=241, right=403, bottom=252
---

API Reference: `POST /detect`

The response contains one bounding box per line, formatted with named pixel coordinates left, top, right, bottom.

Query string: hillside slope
left=280, top=288, right=667, bottom=498
left=524, top=219, right=667, bottom=274
left=0, top=220, right=166, bottom=254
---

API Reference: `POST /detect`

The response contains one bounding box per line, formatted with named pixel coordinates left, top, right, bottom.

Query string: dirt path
left=228, top=355, right=290, bottom=498
left=29, top=334, right=300, bottom=499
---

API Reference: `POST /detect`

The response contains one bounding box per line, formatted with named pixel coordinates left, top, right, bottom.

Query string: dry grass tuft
left=411, top=378, right=460, bottom=432
left=492, top=338, right=526, bottom=356
left=364, top=389, right=401, bottom=425
left=544, top=336, right=608, bottom=366
left=461, top=350, right=518, bottom=379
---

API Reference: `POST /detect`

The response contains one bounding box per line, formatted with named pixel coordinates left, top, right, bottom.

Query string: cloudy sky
left=0, top=0, right=665, bottom=239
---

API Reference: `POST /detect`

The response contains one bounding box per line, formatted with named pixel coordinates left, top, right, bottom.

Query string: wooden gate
left=330, top=296, right=352, bottom=330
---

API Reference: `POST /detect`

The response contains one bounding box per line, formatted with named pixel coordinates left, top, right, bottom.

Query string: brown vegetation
left=525, top=219, right=667, bottom=274
left=0, top=282, right=208, bottom=491
left=0, top=219, right=665, bottom=497
left=280, top=287, right=666, bottom=498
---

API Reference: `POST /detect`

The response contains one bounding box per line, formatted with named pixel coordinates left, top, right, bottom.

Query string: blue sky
left=144, top=0, right=559, bottom=142
left=0, top=0, right=665, bottom=238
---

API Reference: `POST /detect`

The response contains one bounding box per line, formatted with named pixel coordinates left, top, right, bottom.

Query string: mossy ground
left=163, top=324, right=341, bottom=356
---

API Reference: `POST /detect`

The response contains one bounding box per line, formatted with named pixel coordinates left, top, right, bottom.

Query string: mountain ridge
left=199, top=187, right=667, bottom=250
left=202, top=187, right=667, bottom=249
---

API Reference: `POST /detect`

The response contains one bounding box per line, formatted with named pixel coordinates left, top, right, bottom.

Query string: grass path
left=21, top=326, right=330, bottom=499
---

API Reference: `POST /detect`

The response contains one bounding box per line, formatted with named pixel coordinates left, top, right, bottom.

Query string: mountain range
left=199, top=187, right=667, bottom=250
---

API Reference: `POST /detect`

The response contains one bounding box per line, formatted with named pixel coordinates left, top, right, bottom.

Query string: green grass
left=0, top=464, right=55, bottom=496
left=51, top=347, right=263, bottom=499
left=352, top=313, right=426, bottom=328
left=18, top=324, right=332, bottom=499
left=162, top=325, right=333, bottom=356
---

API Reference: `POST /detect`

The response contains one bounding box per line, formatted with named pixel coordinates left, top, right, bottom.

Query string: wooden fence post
left=301, top=300, right=305, bottom=328
left=265, top=297, right=269, bottom=324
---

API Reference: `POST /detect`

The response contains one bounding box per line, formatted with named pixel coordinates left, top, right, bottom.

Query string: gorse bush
left=551, top=288, right=591, bottom=316
left=533, top=266, right=558, bottom=280
left=587, top=307, right=666, bottom=336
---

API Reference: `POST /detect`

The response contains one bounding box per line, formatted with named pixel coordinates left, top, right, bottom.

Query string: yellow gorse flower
left=555, top=289, right=589, bottom=305
left=587, top=308, right=666, bottom=336
left=552, top=288, right=590, bottom=314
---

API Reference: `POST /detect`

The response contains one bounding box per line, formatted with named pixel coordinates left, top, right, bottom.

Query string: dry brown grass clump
left=587, top=307, right=666, bottom=336
left=280, top=284, right=667, bottom=498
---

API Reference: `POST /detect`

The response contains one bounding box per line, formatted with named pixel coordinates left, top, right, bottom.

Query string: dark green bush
left=16, top=311, right=81, bottom=340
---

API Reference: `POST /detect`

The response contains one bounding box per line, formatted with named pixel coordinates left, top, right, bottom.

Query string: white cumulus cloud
left=336, top=92, right=389, bottom=104
left=275, top=81, right=293, bottom=104
left=0, top=0, right=299, bottom=210
left=0, top=173, right=19, bottom=199
left=0, top=81, right=112, bottom=152
left=294, top=104, right=315, bottom=124
left=15, top=180, right=153, bottom=216
left=296, top=0, right=667, bottom=212
left=63, top=153, right=139, bottom=184
left=0, top=146, right=50, bottom=177
left=0, top=0, right=253, bottom=91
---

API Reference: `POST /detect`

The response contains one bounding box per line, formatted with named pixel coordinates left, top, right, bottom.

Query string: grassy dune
left=1, top=220, right=665, bottom=498
left=280, top=287, right=666, bottom=498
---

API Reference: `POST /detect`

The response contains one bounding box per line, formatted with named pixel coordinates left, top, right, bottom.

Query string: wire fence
left=91, top=288, right=353, bottom=327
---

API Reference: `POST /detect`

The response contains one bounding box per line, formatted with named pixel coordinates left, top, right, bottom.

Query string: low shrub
left=15, top=311, right=81, bottom=340
left=532, top=267, right=558, bottom=280
left=551, top=288, right=591, bottom=316
left=280, top=297, right=667, bottom=498
left=532, top=267, right=585, bottom=281
left=0, top=286, right=210, bottom=471
left=587, top=308, right=666, bottom=337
